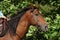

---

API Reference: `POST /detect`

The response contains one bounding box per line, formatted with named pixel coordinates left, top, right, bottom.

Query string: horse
left=0, top=5, right=48, bottom=40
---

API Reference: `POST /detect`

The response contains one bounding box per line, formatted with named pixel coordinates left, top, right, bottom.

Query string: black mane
left=7, top=6, right=38, bottom=35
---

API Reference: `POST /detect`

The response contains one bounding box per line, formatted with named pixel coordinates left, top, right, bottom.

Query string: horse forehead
left=33, top=9, right=39, bottom=11
left=32, top=9, right=39, bottom=14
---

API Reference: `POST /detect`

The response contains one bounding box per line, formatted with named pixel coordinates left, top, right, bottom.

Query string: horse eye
left=35, top=14, right=39, bottom=16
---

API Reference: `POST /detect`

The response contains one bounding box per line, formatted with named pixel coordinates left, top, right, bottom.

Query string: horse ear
left=36, top=4, right=40, bottom=9
left=30, top=3, right=34, bottom=9
left=37, top=4, right=40, bottom=9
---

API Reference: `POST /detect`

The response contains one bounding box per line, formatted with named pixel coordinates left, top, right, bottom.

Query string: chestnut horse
left=0, top=6, right=48, bottom=40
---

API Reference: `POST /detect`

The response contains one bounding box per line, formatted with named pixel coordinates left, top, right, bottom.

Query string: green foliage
left=0, top=0, right=60, bottom=40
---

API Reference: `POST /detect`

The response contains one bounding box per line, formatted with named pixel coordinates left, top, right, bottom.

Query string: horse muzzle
left=37, top=24, right=48, bottom=32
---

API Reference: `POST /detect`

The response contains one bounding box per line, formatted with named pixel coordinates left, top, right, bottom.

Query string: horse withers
left=0, top=5, right=48, bottom=40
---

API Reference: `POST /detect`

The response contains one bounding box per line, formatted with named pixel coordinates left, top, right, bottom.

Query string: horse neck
left=16, top=14, right=30, bottom=39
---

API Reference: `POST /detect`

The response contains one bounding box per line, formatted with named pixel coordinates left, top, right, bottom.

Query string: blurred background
left=0, top=0, right=60, bottom=40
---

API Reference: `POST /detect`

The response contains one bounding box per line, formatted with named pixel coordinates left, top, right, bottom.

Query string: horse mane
left=8, top=6, right=38, bottom=35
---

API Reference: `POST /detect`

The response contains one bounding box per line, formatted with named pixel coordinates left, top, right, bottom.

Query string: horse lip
left=36, top=25, right=41, bottom=30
